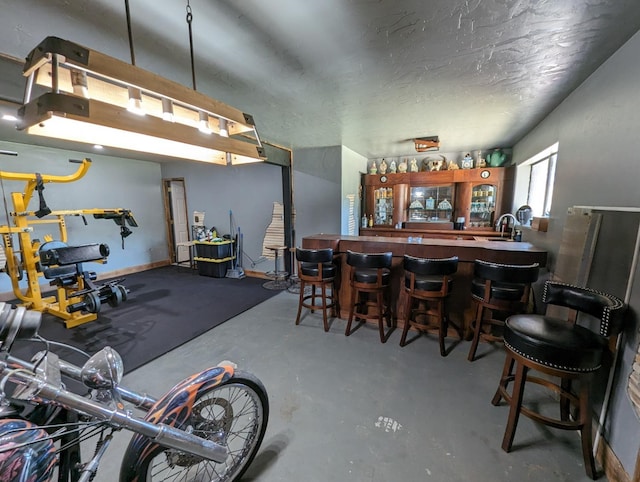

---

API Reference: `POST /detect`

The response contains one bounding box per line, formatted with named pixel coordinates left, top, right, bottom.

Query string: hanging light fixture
left=161, top=98, right=174, bottom=122
left=16, top=34, right=266, bottom=165
left=219, top=118, right=229, bottom=138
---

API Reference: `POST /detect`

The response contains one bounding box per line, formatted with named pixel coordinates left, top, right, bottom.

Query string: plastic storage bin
left=194, top=240, right=233, bottom=259
left=195, top=256, right=234, bottom=278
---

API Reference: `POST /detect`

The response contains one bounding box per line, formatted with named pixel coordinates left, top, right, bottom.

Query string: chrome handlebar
left=0, top=352, right=228, bottom=464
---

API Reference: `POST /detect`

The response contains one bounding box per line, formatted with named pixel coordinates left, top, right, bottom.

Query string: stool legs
left=400, top=295, right=462, bottom=356
left=296, top=279, right=336, bottom=332
left=491, top=352, right=515, bottom=406
left=376, top=291, right=385, bottom=342
left=437, top=301, right=447, bottom=357
left=579, top=380, right=597, bottom=480
left=401, top=297, right=449, bottom=356
left=321, top=285, right=328, bottom=331
left=345, top=286, right=359, bottom=336
left=467, top=302, right=485, bottom=361
left=295, top=279, right=306, bottom=326
left=399, top=294, right=414, bottom=347
left=273, top=249, right=280, bottom=278
left=346, top=287, right=393, bottom=343
left=501, top=361, right=528, bottom=453
left=493, top=352, right=599, bottom=480
left=560, top=378, right=572, bottom=421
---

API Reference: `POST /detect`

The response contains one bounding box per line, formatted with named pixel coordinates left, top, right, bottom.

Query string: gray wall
left=160, top=160, right=283, bottom=272
left=512, top=29, right=640, bottom=475
left=292, top=146, right=342, bottom=245
left=341, top=146, right=368, bottom=235
left=0, top=140, right=166, bottom=295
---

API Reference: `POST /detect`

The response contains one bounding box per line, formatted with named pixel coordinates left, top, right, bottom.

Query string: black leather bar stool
left=345, top=250, right=394, bottom=343
left=467, top=260, right=539, bottom=362
left=491, top=281, right=626, bottom=480
left=294, top=248, right=338, bottom=332
left=400, top=255, right=461, bottom=356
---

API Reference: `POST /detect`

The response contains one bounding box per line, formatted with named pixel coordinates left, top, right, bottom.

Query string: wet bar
left=302, top=234, right=547, bottom=336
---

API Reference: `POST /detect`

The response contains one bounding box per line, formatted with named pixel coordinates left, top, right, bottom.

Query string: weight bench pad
left=40, top=243, right=109, bottom=266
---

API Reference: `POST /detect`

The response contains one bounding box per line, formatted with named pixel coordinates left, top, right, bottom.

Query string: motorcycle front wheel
left=125, top=371, right=268, bottom=482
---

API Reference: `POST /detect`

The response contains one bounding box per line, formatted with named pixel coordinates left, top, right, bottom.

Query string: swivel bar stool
left=345, top=250, right=394, bottom=343
left=467, top=260, right=539, bottom=362
left=263, top=245, right=289, bottom=290
left=400, top=255, right=460, bottom=356
left=294, top=248, right=338, bottom=332
left=491, top=281, right=626, bottom=479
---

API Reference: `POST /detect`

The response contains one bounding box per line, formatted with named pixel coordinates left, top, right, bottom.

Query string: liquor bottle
left=368, top=215, right=374, bottom=227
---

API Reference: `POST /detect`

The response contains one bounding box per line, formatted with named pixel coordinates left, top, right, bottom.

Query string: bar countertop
left=302, top=234, right=547, bottom=265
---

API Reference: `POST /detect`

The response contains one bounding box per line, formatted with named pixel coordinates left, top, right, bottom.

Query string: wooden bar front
left=301, top=234, right=548, bottom=337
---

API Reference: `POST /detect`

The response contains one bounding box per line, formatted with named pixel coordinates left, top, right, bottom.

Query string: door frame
left=162, top=177, right=189, bottom=264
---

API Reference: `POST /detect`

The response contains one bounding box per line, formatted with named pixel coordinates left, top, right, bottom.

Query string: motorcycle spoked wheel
left=134, top=371, right=268, bottom=482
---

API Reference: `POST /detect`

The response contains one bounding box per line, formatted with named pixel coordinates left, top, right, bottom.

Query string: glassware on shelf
left=408, top=184, right=454, bottom=223
left=469, top=183, right=497, bottom=228
left=373, top=186, right=394, bottom=225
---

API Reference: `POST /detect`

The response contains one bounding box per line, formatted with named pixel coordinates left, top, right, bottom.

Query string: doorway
left=162, top=178, right=190, bottom=264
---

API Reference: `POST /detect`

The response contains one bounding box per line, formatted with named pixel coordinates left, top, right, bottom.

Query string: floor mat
left=11, top=266, right=278, bottom=374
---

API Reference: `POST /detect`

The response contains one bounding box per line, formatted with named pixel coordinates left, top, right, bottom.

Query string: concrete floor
left=92, top=290, right=604, bottom=482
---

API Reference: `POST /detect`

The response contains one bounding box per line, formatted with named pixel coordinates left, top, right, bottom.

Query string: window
left=518, top=143, right=558, bottom=220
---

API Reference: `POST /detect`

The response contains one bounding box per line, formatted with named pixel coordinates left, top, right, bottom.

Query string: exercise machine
left=0, top=157, right=137, bottom=328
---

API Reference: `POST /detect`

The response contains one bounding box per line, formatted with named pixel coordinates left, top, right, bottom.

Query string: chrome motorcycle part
left=11, top=352, right=62, bottom=401
left=81, top=346, right=124, bottom=389
left=4, top=366, right=230, bottom=463
left=120, top=370, right=269, bottom=482
left=0, top=302, right=41, bottom=349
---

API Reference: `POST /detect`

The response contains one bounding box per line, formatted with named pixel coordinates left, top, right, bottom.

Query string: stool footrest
left=295, top=279, right=338, bottom=332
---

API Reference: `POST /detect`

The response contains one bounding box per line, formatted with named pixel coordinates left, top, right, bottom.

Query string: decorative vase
left=487, top=149, right=507, bottom=167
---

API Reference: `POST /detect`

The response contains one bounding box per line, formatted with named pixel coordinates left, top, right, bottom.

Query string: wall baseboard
left=243, top=269, right=270, bottom=279
left=597, top=435, right=632, bottom=482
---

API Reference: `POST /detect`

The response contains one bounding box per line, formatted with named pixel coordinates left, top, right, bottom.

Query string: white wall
left=513, top=30, right=640, bottom=475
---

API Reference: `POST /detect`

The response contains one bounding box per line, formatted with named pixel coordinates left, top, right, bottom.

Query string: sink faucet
left=495, top=213, right=518, bottom=238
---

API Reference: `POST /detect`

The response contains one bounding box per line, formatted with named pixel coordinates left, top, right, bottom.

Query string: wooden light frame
left=17, top=37, right=266, bottom=165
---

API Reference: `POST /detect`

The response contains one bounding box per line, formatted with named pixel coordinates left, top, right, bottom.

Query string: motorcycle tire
left=120, top=370, right=268, bottom=482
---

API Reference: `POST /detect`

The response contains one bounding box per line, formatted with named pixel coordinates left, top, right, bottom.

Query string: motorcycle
left=0, top=303, right=269, bottom=481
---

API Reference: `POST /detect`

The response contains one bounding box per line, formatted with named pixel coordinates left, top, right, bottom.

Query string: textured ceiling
left=1, top=0, right=640, bottom=160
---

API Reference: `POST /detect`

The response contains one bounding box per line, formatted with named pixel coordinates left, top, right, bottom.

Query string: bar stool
left=467, top=260, right=539, bottom=362
left=400, top=255, right=461, bottom=356
left=294, top=248, right=338, bottom=332
left=263, top=245, right=289, bottom=290
left=491, top=281, right=626, bottom=479
left=345, top=250, right=394, bottom=343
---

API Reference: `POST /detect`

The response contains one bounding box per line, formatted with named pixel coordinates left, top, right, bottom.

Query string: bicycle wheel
left=123, top=370, right=268, bottom=482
